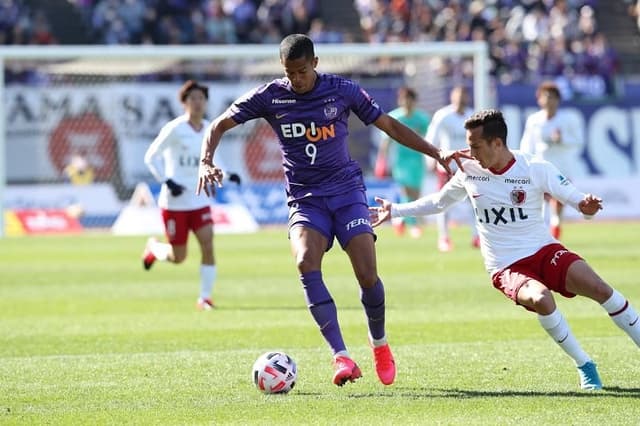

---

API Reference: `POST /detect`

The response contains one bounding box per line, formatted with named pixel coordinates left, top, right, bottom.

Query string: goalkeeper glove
left=165, top=178, right=185, bottom=197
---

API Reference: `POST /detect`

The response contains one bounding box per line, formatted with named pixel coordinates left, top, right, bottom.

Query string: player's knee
left=295, top=256, right=317, bottom=274
left=354, top=270, right=378, bottom=288
left=172, top=252, right=187, bottom=264
left=530, top=288, right=555, bottom=314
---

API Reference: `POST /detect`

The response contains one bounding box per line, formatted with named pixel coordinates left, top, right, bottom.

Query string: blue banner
left=498, top=82, right=640, bottom=177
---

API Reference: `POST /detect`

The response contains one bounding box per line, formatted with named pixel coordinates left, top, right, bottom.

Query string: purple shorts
left=288, top=190, right=374, bottom=250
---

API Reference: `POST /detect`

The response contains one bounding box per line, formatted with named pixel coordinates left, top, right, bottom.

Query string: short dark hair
left=536, top=81, right=561, bottom=100
left=279, top=34, right=315, bottom=61
left=179, top=80, right=208, bottom=102
left=464, top=109, right=508, bottom=145
left=398, top=86, right=417, bottom=101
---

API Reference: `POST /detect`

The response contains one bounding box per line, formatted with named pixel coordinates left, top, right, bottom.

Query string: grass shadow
left=347, top=386, right=640, bottom=399
left=216, top=305, right=362, bottom=311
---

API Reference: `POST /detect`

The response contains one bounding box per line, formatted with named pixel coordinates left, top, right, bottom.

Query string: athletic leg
left=290, top=225, right=360, bottom=385
left=142, top=210, right=187, bottom=268
left=565, top=260, right=640, bottom=346
left=194, top=222, right=216, bottom=309
left=345, top=232, right=395, bottom=385
left=517, top=277, right=601, bottom=389
left=404, top=185, right=422, bottom=238
left=435, top=171, right=452, bottom=251
left=517, top=279, right=592, bottom=366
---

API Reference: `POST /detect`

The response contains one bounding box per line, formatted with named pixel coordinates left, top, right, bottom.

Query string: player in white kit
left=370, top=109, right=640, bottom=390
left=142, top=80, right=218, bottom=311
left=425, top=86, right=478, bottom=252
left=519, top=81, right=583, bottom=239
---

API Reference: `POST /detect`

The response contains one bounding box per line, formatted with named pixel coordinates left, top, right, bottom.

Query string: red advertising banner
left=6, top=209, right=83, bottom=235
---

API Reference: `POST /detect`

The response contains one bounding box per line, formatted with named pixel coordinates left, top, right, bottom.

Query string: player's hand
left=436, top=149, right=473, bottom=175
left=579, top=193, right=603, bottom=216
left=368, top=196, right=393, bottom=227
left=197, top=162, right=224, bottom=197
left=165, top=178, right=185, bottom=197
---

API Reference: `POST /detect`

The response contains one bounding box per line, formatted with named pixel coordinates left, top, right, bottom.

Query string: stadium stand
left=598, top=0, right=640, bottom=74
left=3, top=0, right=638, bottom=87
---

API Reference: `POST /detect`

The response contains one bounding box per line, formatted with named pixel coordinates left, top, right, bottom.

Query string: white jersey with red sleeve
left=518, top=109, right=582, bottom=178
left=391, top=151, right=588, bottom=275
left=144, top=114, right=211, bottom=211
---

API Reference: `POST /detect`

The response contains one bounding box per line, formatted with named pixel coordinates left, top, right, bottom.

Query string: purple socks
left=300, top=271, right=346, bottom=354
left=360, top=278, right=386, bottom=340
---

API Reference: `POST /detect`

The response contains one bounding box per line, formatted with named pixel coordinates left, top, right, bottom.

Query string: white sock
left=149, top=241, right=171, bottom=261
left=199, top=264, right=217, bottom=299
left=370, top=334, right=387, bottom=348
left=601, top=290, right=640, bottom=346
left=334, top=350, right=350, bottom=359
left=538, top=309, right=591, bottom=366
left=436, top=212, right=449, bottom=239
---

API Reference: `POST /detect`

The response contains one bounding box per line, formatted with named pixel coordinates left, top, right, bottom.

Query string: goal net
left=0, top=42, right=489, bottom=236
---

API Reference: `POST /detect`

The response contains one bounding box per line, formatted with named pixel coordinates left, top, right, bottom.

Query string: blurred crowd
left=355, top=0, right=621, bottom=91
left=0, top=0, right=635, bottom=90
left=74, top=0, right=331, bottom=45
left=0, top=0, right=56, bottom=44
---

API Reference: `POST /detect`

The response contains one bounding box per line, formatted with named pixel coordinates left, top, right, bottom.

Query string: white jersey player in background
left=142, top=80, right=218, bottom=311
left=370, top=109, right=640, bottom=390
left=519, top=81, right=583, bottom=240
left=425, top=85, right=478, bottom=252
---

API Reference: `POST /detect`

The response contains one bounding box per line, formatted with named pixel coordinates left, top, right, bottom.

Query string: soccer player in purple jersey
left=196, top=34, right=468, bottom=387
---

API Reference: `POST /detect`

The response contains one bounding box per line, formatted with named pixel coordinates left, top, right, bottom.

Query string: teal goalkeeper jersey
left=388, top=107, right=431, bottom=189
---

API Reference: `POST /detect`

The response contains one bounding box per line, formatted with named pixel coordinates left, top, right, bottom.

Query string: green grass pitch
left=2, top=221, right=640, bottom=425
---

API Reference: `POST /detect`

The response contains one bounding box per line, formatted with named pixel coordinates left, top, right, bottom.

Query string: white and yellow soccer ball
left=252, top=351, right=297, bottom=394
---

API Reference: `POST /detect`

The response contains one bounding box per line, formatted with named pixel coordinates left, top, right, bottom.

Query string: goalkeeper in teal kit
left=376, top=86, right=431, bottom=238
left=197, top=34, right=468, bottom=387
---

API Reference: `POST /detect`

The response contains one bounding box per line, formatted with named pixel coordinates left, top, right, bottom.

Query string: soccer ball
left=252, top=351, right=297, bottom=394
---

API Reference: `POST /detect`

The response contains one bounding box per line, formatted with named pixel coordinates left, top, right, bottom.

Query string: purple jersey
left=226, top=73, right=383, bottom=201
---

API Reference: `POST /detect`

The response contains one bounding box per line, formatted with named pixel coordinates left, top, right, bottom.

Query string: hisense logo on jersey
left=272, top=99, right=296, bottom=104
left=280, top=122, right=335, bottom=142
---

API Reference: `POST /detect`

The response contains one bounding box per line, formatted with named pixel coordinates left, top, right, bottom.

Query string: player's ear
left=312, top=56, right=318, bottom=68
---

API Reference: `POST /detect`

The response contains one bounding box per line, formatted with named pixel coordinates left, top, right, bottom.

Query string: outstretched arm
left=373, top=113, right=471, bottom=174
left=197, top=115, right=238, bottom=196
left=369, top=187, right=466, bottom=227
left=538, top=161, right=602, bottom=218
